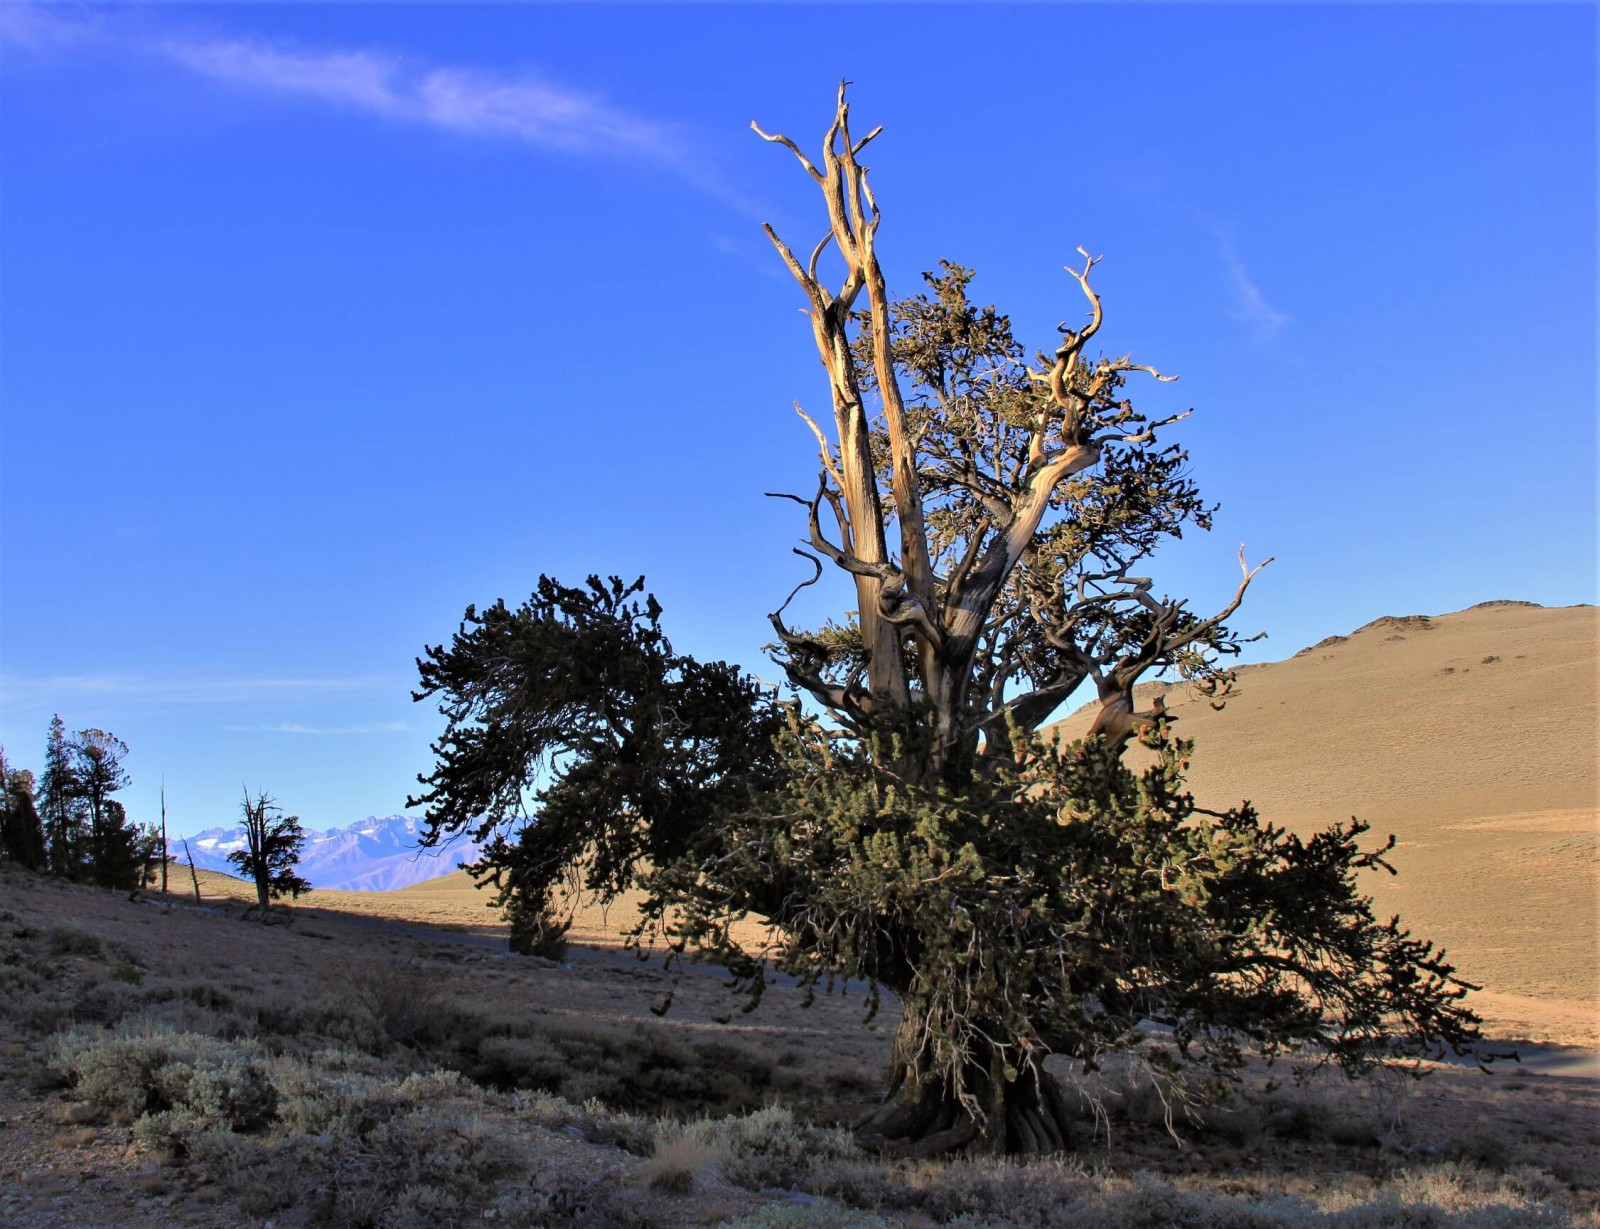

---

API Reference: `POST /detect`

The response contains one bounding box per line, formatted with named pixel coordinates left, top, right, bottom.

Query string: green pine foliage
left=38, top=714, right=83, bottom=878
left=645, top=714, right=1481, bottom=1152
left=229, top=791, right=312, bottom=916
left=0, top=753, right=48, bottom=870
left=409, top=574, right=788, bottom=924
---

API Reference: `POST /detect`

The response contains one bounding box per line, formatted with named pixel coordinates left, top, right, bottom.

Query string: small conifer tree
left=0, top=751, right=47, bottom=870
left=38, top=715, right=83, bottom=877
left=229, top=790, right=311, bottom=920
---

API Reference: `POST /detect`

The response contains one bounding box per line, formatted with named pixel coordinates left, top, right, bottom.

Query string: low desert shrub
left=660, top=1106, right=859, bottom=1192
left=508, top=1089, right=657, bottom=1155
left=472, top=1032, right=571, bottom=1093
left=46, top=924, right=108, bottom=960
left=717, top=1206, right=894, bottom=1229
left=69, top=978, right=146, bottom=1025
left=253, top=985, right=389, bottom=1054
left=810, top=1164, right=1575, bottom=1229
left=459, top=1015, right=774, bottom=1116
left=813, top=1154, right=1095, bottom=1227
left=506, top=897, right=570, bottom=961
left=299, top=1107, right=523, bottom=1228
left=347, top=959, right=448, bottom=1045
left=59, top=1023, right=541, bottom=1228
left=53, top=1024, right=276, bottom=1129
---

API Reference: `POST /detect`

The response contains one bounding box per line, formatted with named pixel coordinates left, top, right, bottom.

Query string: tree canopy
left=27, top=718, right=147, bottom=890
left=230, top=789, right=312, bottom=920
left=412, top=88, right=1483, bottom=1156
left=409, top=575, right=788, bottom=945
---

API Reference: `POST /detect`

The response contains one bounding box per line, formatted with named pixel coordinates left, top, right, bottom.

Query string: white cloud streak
left=1213, top=229, right=1289, bottom=335
left=0, top=3, right=103, bottom=53
left=0, top=672, right=402, bottom=713
left=157, top=34, right=676, bottom=160
left=224, top=721, right=410, bottom=736
left=2, top=8, right=683, bottom=165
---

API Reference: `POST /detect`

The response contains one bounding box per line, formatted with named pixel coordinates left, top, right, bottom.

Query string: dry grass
left=1, top=864, right=1597, bottom=1229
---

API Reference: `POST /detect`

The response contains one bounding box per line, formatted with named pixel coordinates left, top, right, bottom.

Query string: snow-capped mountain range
left=175, top=815, right=484, bottom=892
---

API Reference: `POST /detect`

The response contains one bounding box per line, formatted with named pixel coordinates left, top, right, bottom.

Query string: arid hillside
left=1051, top=600, right=1598, bottom=1046
left=176, top=601, right=1597, bottom=1049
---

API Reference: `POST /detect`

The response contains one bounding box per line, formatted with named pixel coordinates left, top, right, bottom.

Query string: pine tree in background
left=38, top=715, right=83, bottom=878
left=0, top=749, right=48, bottom=870
left=71, top=728, right=141, bottom=890
left=230, top=790, right=312, bottom=922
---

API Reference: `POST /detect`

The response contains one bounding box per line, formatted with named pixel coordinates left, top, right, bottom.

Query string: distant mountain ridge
left=176, top=815, right=483, bottom=892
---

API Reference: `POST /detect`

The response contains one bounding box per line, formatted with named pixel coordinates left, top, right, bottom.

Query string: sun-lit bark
left=757, top=87, right=1268, bottom=779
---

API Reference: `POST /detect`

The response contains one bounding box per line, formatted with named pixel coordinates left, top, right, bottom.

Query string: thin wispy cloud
left=157, top=35, right=675, bottom=160
left=1212, top=227, right=1289, bottom=335
left=224, top=721, right=410, bottom=736
left=0, top=672, right=403, bottom=713
left=0, top=3, right=103, bottom=53
left=1, top=8, right=709, bottom=181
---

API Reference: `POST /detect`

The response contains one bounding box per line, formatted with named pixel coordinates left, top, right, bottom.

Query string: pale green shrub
left=508, top=1088, right=656, bottom=1155
left=53, top=1024, right=275, bottom=1128
left=662, top=1105, right=859, bottom=1191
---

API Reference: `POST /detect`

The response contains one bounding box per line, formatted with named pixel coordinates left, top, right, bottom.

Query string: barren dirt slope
left=183, top=864, right=770, bottom=953
left=1052, top=601, right=1599, bottom=1046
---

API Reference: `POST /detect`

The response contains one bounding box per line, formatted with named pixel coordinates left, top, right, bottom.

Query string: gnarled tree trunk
left=754, top=88, right=1268, bottom=1156
left=857, top=1043, right=1074, bottom=1159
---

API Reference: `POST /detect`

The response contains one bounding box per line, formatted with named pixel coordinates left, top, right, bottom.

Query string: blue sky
left=1, top=3, right=1593, bottom=839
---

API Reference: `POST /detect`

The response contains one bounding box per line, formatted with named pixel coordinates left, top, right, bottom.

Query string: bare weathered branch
left=750, top=120, right=823, bottom=182
left=795, top=402, right=847, bottom=494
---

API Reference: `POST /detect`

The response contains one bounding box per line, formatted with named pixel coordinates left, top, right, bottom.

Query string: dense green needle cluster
left=649, top=718, right=1481, bottom=1149
left=408, top=575, right=788, bottom=953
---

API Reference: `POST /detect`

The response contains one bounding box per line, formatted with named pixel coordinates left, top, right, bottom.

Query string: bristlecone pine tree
left=412, top=87, right=1482, bottom=1158
left=229, top=790, right=311, bottom=921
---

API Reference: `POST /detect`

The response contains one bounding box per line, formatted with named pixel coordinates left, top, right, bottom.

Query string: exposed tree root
left=855, top=1064, right=1074, bottom=1158
left=238, top=903, right=294, bottom=927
